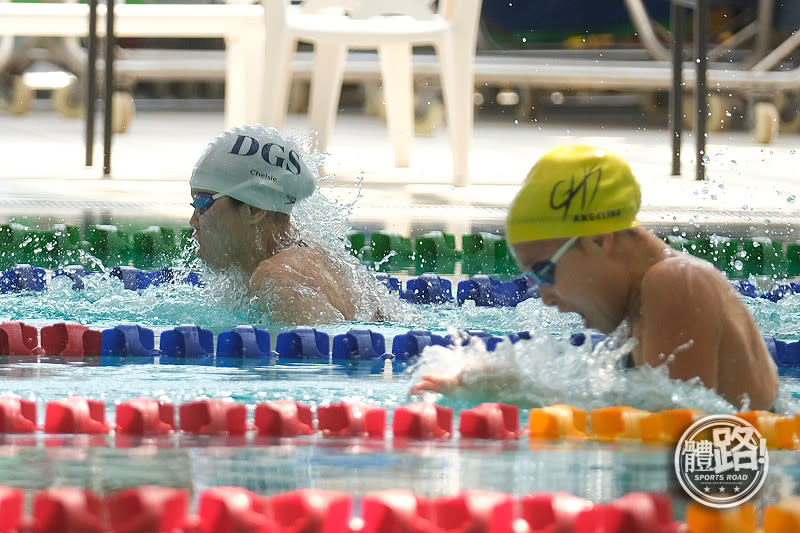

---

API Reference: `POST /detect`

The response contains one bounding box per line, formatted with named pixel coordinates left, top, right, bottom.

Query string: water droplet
left=730, top=159, right=737, bottom=164
left=734, top=260, right=744, bottom=271
left=672, top=226, right=679, bottom=233
left=725, top=111, right=732, bottom=117
left=787, top=194, right=796, bottom=203
left=702, top=154, right=710, bottom=163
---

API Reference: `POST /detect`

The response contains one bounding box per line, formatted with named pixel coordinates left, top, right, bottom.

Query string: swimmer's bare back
left=633, top=255, right=778, bottom=410
left=249, top=246, right=361, bottom=323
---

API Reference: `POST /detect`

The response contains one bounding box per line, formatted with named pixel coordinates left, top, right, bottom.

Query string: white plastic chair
left=260, top=0, right=483, bottom=186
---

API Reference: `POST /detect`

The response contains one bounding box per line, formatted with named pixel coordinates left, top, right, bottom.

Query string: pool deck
left=1, top=99, right=799, bottom=239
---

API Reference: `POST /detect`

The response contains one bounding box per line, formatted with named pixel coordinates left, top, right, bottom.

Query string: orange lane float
left=640, top=409, right=707, bottom=446
left=685, top=501, right=757, bottom=533
left=528, top=405, right=588, bottom=441
left=589, top=406, right=651, bottom=442
left=764, top=496, right=800, bottom=533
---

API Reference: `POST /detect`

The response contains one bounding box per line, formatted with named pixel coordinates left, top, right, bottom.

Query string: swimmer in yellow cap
left=411, top=145, right=778, bottom=411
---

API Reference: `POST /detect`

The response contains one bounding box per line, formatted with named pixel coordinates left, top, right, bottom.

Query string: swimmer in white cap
left=189, top=124, right=364, bottom=324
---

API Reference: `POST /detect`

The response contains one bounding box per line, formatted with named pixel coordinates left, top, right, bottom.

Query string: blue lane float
left=390, top=330, right=448, bottom=361
left=110, top=267, right=202, bottom=291
left=52, top=265, right=90, bottom=291
left=4, top=320, right=800, bottom=370
left=332, top=329, right=386, bottom=361
left=402, top=273, right=453, bottom=304
left=100, top=324, right=162, bottom=362
left=0, top=265, right=46, bottom=293
left=159, top=325, right=215, bottom=364
left=761, top=282, right=800, bottom=303
left=275, top=327, right=330, bottom=360
left=456, top=275, right=535, bottom=307
left=2, top=263, right=800, bottom=305
left=216, top=326, right=273, bottom=364
left=374, top=273, right=401, bottom=293
left=765, top=337, right=800, bottom=367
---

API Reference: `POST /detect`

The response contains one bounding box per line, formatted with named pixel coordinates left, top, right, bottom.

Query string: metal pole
left=695, top=0, right=708, bottom=181
left=103, top=0, right=115, bottom=177
left=84, top=0, right=98, bottom=166
left=669, top=2, right=684, bottom=176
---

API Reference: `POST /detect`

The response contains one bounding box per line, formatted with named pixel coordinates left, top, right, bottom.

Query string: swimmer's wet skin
left=411, top=145, right=779, bottom=411
left=188, top=124, right=382, bottom=325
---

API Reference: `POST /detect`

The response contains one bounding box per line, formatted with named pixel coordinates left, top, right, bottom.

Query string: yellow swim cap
left=506, top=145, right=641, bottom=244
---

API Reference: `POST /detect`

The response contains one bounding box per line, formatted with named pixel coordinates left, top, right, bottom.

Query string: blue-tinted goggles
left=522, top=237, right=577, bottom=287
left=190, top=192, right=225, bottom=214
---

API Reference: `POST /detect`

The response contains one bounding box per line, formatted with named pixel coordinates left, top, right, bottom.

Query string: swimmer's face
left=512, top=237, right=623, bottom=333
left=189, top=188, right=248, bottom=271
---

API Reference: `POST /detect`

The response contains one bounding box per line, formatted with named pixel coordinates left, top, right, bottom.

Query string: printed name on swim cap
left=190, top=124, right=317, bottom=215
left=228, top=135, right=303, bottom=176
left=505, top=145, right=641, bottom=243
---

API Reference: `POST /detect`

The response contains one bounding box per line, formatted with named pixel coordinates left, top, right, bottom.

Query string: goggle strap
left=212, top=174, right=284, bottom=200
left=550, top=237, right=577, bottom=263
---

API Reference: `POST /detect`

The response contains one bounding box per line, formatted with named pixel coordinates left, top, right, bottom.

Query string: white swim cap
left=190, top=124, right=316, bottom=215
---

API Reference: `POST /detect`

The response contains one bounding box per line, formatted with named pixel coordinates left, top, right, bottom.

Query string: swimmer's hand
left=409, top=374, right=461, bottom=396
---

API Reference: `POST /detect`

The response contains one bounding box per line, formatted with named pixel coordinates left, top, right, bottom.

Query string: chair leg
left=260, top=10, right=293, bottom=129
left=437, top=36, right=474, bottom=186
left=225, top=28, right=265, bottom=128
left=308, top=42, right=347, bottom=153
left=378, top=43, right=413, bottom=168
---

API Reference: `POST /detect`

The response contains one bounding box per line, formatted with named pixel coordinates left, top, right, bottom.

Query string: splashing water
left=243, top=131, right=421, bottom=325
left=409, top=321, right=800, bottom=415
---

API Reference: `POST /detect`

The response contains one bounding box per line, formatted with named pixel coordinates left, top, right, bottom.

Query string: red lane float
left=360, top=489, right=430, bottom=533
left=0, top=487, right=23, bottom=533
left=195, top=487, right=270, bottom=533
left=40, top=323, right=103, bottom=357
left=459, top=403, right=522, bottom=440
left=0, top=396, right=37, bottom=433
left=0, top=321, right=43, bottom=357
left=317, top=402, right=385, bottom=439
left=32, top=487, right=106, bottom=533
left=254, top=400, right=315, bottom=437
left=392, top=403, right=452, bottom=440
left=179, top=400, right=248, bottom=436
left=115, top=398, right=175, bottom=436
left=268, top=489, right=352, bottom=533
left=573, top=493, right=681, bottom=533
left=424, top=491, right=516, bottom=533
left=106, top=487, right=189, bottom=533
left=613, top=493, right=681, bottom=533
left=519, top=493, right=593, bottom=533
left=44, top=398, right=109, bottom=434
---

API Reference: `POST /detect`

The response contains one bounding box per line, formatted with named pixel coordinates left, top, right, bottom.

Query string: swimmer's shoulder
left=639, top=255, right=725, bottom=323
left=249, top=247, right=326, bottom=291
left=642, top=254, right=725, bottom=294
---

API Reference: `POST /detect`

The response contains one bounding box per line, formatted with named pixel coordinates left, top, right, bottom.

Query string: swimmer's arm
left=637, top=262, right=721, bottom=389
left=409, top=364, right=522, bottom=398
left=250, top=257, right=342, bottom=325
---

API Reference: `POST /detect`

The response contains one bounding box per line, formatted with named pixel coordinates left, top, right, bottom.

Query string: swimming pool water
left=1, top=271, right=799, bottom=516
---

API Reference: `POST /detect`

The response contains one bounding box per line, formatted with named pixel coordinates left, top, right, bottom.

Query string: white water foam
left=409, top=321, right=800, bottom=415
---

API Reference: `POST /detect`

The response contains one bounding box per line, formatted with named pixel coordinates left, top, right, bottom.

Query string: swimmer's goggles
left=191, top=176, right=285, bottom=214
left=522, top=237, right=577, bottom=287
left=190, top=192, right=226, bottom=214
